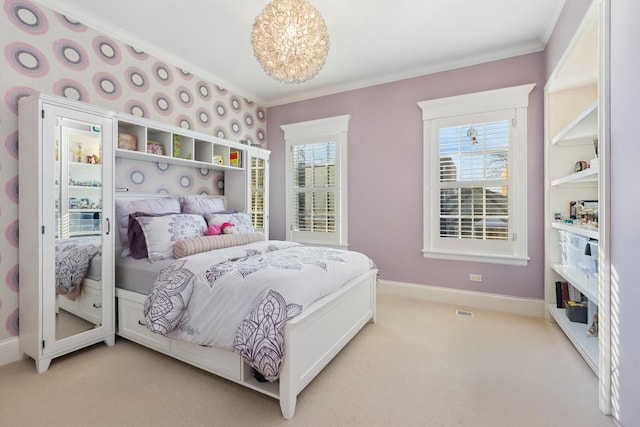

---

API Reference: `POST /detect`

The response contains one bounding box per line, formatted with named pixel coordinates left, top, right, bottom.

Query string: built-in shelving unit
left=116, top=113, right=249, bottom=172
left=546, top=304, right=599, bottom=372
left=114, top=112, right=270, bottom=225
left=544, top=3, right=608, bottom=405
left=550, top=100, right=598, bottom=145
left=551, top=165, right=599, bottom=186
left=551, top=263, right=597, bottom=304
left=551, top=221, right=599, bottom=240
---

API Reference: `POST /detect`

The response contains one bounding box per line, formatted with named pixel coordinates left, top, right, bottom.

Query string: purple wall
left=545, top=0, right=594, bottom=79
left=610, top=0, right=640, bottom=424
left=268, top=53, right=546, bottom=299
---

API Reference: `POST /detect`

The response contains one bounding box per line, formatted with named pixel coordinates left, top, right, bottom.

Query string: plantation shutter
left=438, top=119, right=510, bottom=241
left=420, top=84, right=532, bottom=264
left=250, top=156, right=266, bottom=231
left=292, top=141, right=336, bottom=234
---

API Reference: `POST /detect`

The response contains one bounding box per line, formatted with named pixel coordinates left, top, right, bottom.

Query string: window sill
left=422, top=249, right=529, bottom=266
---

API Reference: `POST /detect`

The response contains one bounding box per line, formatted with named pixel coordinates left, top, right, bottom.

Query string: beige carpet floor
left=0, top=293, right=614, bottom=427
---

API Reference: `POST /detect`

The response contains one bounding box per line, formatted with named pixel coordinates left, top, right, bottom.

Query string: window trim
left=281, top=115, right=350, bottom=247
left=418, top=84, right=534, bottom=266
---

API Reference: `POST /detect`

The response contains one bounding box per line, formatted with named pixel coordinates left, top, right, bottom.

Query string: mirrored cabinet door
left=53, top=116, right=106, bottom=339
left=19, top=94, right=115, bottom=373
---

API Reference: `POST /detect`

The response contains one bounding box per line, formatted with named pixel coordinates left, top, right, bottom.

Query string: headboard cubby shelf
left=116, top=112, right=247, bottom=171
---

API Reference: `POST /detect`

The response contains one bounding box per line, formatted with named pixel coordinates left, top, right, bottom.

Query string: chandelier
left=251, top=0, right=329, bottom=84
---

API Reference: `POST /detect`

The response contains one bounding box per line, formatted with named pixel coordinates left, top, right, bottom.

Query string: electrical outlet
left=469, top=274, right=482, bottom=282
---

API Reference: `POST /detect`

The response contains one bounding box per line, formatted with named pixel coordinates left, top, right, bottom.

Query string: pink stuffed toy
left=206, top=224, right=221, bottom=236
left=220, top=222, right=236, bottom=234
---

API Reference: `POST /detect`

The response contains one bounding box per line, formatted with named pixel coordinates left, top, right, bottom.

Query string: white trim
left=419, top=84, right=534, bottom=265
left=596, top=0, right=611, bottom=415
left=378, top=280, right=545, bottom=318
left=269, top=47, right=546, bottom=107
left=418, top=84, right=535, bottom=119
left=421, top=250, right=529, bottom=266
left=280, top=115, right=351, bottom=139
left=0, top=338, right=22, bottom=367
left=282, top=115, right=350, bottom=247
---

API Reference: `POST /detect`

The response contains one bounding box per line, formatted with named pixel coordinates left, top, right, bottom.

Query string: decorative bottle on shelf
left=75, top=143, right=83, bottom=162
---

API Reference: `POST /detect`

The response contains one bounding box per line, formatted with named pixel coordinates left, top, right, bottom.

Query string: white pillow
left=136, top=214, right=207, bottom=262
left=115, top=198, right=181, bottom=257
left=204, top=212, right=256, bottom=234
left=180, top=195, right=225, bottom=215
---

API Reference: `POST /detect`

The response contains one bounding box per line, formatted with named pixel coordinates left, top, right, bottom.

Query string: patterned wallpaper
left=114, top=158, right=225, bottom=195
left=0, top=0, right=267, bottom=340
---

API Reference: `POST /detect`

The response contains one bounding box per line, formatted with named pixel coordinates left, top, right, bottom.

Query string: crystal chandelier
left=251, top=0, right=329, bottom=84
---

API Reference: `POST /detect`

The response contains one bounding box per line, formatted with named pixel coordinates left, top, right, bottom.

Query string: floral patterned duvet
left=143, top=240, right=376, bottom=381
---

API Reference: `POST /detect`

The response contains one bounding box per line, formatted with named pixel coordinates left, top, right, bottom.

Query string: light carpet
left=0, top=293, right=614, bottom=426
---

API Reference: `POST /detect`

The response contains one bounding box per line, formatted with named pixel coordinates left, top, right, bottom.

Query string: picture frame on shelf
left=118, top=132, right=137, bottom=151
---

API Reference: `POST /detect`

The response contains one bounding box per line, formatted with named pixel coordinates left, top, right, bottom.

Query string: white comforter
left=144, top=240, right=375, bottom=380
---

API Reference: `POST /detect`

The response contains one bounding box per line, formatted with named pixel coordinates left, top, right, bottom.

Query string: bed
left=113, top=193, right=377, bottom=419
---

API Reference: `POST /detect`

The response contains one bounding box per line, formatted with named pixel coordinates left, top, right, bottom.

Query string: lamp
left=251, top=0, right=329, bottom=84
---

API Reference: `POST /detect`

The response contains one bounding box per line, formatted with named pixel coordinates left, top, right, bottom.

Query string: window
left=282, top=115, right=350, bottom=247
left=418, top=84, right=534, bottom=265
left=249, top=155, right=267, bottom=233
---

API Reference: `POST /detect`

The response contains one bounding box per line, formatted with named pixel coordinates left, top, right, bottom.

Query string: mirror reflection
left=54, top=117, right=104, bottom=341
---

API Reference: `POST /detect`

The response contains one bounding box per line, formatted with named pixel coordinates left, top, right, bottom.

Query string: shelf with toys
left=115, top=113, right=247, bottom=171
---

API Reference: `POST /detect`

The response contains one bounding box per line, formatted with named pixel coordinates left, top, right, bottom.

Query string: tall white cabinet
left=544, top=0, right=610, bottom=413
left=19, top=94, right=115, bottom=373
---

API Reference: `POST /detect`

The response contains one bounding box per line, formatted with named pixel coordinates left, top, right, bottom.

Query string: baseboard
left=0, top=337, right=22, bottom=367
left=378, top=280, right=545, bottom=318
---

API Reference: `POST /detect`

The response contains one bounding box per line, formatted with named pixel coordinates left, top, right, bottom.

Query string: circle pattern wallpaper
left=0, top=0, right=268, bottom=339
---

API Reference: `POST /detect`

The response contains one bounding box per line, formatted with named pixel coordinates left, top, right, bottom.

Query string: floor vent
left=456, top=309, right=474, bottom=317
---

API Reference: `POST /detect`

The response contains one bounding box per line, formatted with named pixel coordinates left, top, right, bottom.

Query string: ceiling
left=36, top=0, right=566, bottom=107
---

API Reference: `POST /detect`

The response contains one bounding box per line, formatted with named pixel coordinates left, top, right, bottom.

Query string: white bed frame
left=113, top=193, right=377, bottom=419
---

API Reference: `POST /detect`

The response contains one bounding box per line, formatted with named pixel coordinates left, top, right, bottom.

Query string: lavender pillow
left=127, top=212, right=174, bottom=259
left=115, top=198, right=180, bottom=257
left=180, top=195, right=225, bottom=215
left=208, top=209, right=237, bottom=215
left=136, top=214, right=207, bottom=262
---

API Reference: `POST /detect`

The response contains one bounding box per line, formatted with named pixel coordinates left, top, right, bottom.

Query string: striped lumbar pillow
left=173, top=232, right=266, bottom=258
